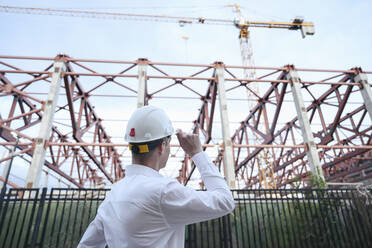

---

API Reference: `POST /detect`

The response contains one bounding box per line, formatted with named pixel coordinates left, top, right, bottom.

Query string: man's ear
left=158, top=141, right=165, bottom=154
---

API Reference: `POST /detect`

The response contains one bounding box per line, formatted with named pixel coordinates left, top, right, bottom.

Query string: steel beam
left=234, top=76, right=287, bottom=171
left=26, top=61, right=66, bottom=188
left=137, top=58, right=148, bottom=108
left=216, top=63, right=235, bottom=188
left=355, top=73, right=372, bottom=121
left=183, top=80, right=218, bottom=185
left=286, top=69, right=325, bottom=181
left=63, top=62, right=122, bottom=184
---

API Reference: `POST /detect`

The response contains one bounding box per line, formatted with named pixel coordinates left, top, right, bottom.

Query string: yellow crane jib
left=233, top=19, right=315, bottom=38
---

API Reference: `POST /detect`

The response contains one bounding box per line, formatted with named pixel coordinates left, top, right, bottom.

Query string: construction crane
left=0, top=5, right=314, bottom=32
left=226, top=4, right=314, bottom=189
left=0, top=5, right=315, bottom=189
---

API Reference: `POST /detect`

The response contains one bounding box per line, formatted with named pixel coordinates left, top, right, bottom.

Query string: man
left=78, top=105, right=235, bottom=247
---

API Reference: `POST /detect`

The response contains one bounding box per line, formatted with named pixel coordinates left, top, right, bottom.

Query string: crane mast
left=230, top=4, right=256, bottom=81
left=228, top=4, right=271, bottom=189
left=227, top=4, right=311, bottom=189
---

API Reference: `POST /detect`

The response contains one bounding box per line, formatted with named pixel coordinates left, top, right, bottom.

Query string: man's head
left=125, top=106, right=174, bottom=169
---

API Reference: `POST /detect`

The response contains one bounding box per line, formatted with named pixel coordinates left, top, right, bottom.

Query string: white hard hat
left=125, top=106, right=174, bottom=143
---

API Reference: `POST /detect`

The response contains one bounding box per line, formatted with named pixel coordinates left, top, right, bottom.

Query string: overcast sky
left=0, top=0, right=371, bottom=188
left=1, top=0, right=371, bottom=69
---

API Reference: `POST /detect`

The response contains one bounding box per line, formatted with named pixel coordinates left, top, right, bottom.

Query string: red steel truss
left=0, top=55, right=371, bottom=189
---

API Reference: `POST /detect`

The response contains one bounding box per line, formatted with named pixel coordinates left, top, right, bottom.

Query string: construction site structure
left=0, top=5, right=319, bottom=190
left=0, top=55, right=371, bottom=190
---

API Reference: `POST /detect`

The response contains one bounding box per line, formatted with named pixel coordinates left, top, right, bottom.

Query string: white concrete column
left=43, top=168, right=49, bottom=188
left=26, top=61, right=66, bottom=188
left=0, top=148, right=11, bottom=189
left=216, top=63, right=236, bottom=189
left=286, top=70, right=325, bottom=181
left=355, top=73, right=372, bottom=121
left=137, top=59, right=148, bottom=108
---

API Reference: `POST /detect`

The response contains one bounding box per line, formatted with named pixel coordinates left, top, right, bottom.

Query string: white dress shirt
left=78, top=152, right=235, bottom=248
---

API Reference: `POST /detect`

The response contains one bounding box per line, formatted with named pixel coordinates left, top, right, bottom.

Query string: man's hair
left=131, top=136, right=171, bottom=164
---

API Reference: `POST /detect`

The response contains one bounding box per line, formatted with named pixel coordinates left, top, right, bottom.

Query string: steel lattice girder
left=0, top=55, right=371, bottom=189
left=0, top=56, right=124, bottom=188
left=63, top=62, right=123, bottom=184
left=230, top=68, right=372, bottom=188
left=178, top=67, right=218, bottom=185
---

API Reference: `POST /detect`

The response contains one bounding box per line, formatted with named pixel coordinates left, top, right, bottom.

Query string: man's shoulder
left=143, top=175, right=179, bottom=191
left=111, top=174, right=178, bottom=194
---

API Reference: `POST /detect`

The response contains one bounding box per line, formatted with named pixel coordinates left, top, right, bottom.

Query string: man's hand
left=176, top=129, right=202, bottom=157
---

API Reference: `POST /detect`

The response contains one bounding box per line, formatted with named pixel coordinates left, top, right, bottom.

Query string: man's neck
left=132, top=159, right=160, bottom=172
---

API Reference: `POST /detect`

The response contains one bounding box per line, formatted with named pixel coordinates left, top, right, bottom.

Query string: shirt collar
left=125, top=164, right=163, bottom=178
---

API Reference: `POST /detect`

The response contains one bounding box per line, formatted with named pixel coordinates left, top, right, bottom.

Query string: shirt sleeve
left=160, top=152, right=235, bottom=226
left=77, top=216, right=106, bottom=248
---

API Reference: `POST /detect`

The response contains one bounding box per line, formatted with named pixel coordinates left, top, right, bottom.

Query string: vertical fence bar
left=78, top=189, right=88, bottom=238
left=206, top=217, right=210, bottom=247
left=258, top=190, right=269, bottom=247
left=285, top=189, right=298, bottom=248
left=243, top=190, right=251, bottom=247
left=303, top=189, right=319, bottom=246
left=196, top=222, right=199, bottom=247
left=311, top=189, right=327, bottom=247
left=30, top=187, right=47, bottom=248
left=218, top=217, right=223, bottom=247
left=343, top=189, right=360, bottom=247
left=254, top=189, right=264, bottom=246
left=237, top=190, right=245, bottom=247
left=333, top=189, right=351, bottom=247
left=221, top=216, right=227, bottom=247
left=186, top=224, right=191, bottom=248
left=325, top=189, right=344, bottom=247
left=274, top=189, right=287, bottom=247
left=0, top=187, right=11, bottom=244
left=87, top=189, right=94, bottom=228
left=266, top=191, right=277, bottom=247
left=56, top=189, right=68, bottom=247
left=10, top=189, right=24, bottom=246
left=2, top=189, right=17, bottom=247
left=211, top=217, right=216, bottom=247
left=355, top=188, right=372, bottom=245
left=16, top=189, right=30, bottom=247
left=279, top=189, right=291, bottom=247
left=319, top=189, right=337, bottom=247
left=232, top=192, right=240, bottom=247
left=48, top=189, right=60, bottom=246
left=247, top=190, right=256, bottom=247
left=24, top=189, right=40, bottom=247
left=63, top=189, right=74, bottom=246
left=71, top=189, right=81, bottom=247
left=199, top=221, right=203, bottom=248
left=235, top=191, right=249, bottom=247
left=347, top=189, right=366, bottom=246
left=268, top=189, right=280, bottom=246
left=294, top=189, right=310, bottom=248
left=40, top=187, right=52, bottom=247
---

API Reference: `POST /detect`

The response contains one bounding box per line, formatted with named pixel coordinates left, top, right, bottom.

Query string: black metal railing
left=0, top=188, right=371, bottom=247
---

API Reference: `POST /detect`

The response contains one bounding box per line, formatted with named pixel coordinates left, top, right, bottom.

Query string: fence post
left=29, top=187, right=47, bottom=248
left=222, top=214, right=233, bottom=248
left=0, top=188, right=10, bottom=244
